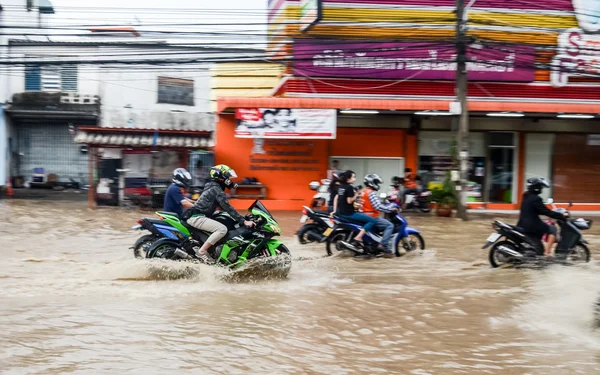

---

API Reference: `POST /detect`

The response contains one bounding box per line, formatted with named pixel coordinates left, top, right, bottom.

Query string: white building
left=0, top=2, right=263, bottom=201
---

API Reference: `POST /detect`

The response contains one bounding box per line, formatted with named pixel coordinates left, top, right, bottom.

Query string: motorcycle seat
left=313, top=210, right=330, bottom=216
left=509, top=225, right=525, bottom=233
left=157, top=211, right=180, bottom=218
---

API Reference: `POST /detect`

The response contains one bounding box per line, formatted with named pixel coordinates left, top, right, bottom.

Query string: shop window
left=157, top=76, right=194, bottom=106
left=418, top=131, right=485, bottom=203
left=331, top=157, right=404, bottom=191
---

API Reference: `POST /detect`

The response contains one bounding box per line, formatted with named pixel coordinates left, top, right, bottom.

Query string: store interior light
left=486, top=112, right=525, bottom=117
left=414, top=111, right=454, bottom=116
left=339, top=109, right=379, bottom=115
left=556, top=114, right=595, bottom=119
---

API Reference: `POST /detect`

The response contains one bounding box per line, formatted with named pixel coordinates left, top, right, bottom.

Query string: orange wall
left=215, top=120, right=413, bottom=208
left=215, top=115, right=329, bottom=202
left=331, top=128, right=405, bottom=157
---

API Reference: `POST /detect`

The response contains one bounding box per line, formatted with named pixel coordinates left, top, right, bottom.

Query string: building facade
left=214, top=0, right=600, bottom=210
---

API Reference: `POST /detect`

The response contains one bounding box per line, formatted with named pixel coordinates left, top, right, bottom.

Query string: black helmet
left=172, top=168, right=192, bottom=188
left=364, top=173, right=383, bottom=191
left=527, top=177, right=550, bottom=195
left=391, top=176, right=403, bottom=188
left=209, top=164, right=238, bottom=190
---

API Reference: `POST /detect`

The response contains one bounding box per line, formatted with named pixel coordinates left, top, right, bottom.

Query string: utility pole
left=455, top=0, right=469, bottom=221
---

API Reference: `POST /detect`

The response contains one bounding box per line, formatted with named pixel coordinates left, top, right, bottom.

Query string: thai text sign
left=293, top=39, right=536, bottom=82
left=235, top=108, right=336, bottom=139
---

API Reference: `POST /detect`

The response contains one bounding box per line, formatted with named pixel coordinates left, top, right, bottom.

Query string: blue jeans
left=374, top=218, right=394, bottom=252
left=339, top=212, right=377, bottom=232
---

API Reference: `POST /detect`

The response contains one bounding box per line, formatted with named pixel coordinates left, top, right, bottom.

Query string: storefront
left=210, top=0, right=600, bottom=211
left=74, top=127, right=214, bottom=207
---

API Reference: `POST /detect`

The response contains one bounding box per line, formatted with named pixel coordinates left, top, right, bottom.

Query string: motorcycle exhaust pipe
left=306, top=230, right=327, bottom=243
left=174, top=248, right=192, bottom=260
left=496, top=245, right=523, bottom=259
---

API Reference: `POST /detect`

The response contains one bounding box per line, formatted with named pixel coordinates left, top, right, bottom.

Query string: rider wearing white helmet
left=163, top=168, right=194, bottom=218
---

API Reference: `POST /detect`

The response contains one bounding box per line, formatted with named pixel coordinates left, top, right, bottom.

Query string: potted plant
left=430, top=173, right=458, bottom=217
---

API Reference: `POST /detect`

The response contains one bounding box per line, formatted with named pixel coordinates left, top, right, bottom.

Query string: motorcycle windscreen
left=249, top=200, right=273, bottom=218
left=555, top=222, right=581, bottom=255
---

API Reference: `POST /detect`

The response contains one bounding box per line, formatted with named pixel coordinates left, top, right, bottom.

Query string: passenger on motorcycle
left=328, top=175, right=341, bottom=213
left=185, top=164, right=255, bottom=264
left=330, top=170, right=378, bottom=252
left=359, top=174, right=397, bottom=257
left=164, top=168, right=195, bottom=218
left=517, top=177, right=568, bottom=257
left=402, top=168, right=422, bottom=205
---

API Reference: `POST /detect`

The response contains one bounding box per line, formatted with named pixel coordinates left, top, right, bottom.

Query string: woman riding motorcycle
left=184, top=164, right=255, bottom=264
left=517, top=177, right=568, bottom=257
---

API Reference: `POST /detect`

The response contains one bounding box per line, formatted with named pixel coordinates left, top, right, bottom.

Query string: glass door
left=487, top=133, right=516, bottom=203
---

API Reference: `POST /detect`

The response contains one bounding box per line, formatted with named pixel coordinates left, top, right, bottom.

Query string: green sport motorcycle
left=143, top=200, right=291, bottom=271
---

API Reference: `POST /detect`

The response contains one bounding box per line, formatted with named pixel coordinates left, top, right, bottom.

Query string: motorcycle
left=296, top=205, right=335, bottom=244
left=144, top=200, right=291, bottom=271
left=325, top=199, right=425, bottom=257
left=309, top=179, right=331, bottom=209
left=482, top=201, right=591, bottom=268
left=387, top=184, right=432, bottom=213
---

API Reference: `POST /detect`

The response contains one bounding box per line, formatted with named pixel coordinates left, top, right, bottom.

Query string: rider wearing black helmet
left=164, top=168, right=194, bottom=218
left=185, top=164, right=255, bottom=264
left=517, top=177, right=568, bottom=256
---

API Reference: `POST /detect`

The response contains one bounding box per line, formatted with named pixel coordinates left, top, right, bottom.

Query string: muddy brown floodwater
left=2, top=199, right=600, bottom=375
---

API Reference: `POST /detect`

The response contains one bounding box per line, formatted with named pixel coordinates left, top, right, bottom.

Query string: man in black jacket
left=185, top=164, right=254, bottom=264
left=517, top=177, right=568, bottom=257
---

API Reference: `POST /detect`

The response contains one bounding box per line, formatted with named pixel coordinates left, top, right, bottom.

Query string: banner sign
left=551, top=28, right=600, bottom=87
left=235, top=108, right=336, bottom=139
left=293, top=39, right=536, bottom=82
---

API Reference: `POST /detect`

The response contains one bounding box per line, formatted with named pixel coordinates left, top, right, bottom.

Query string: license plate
left=487, top=233, right=501, bottom=243
left=324, top=228, right=333, bottom=236
left=300, top=215, right=308, bottom=223
left=131, top=225, right=142, bottom=230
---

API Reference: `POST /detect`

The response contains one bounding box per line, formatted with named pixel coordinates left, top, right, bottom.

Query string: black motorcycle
left=482, top=206, right=591, bottom=268
left=296, top=206, right=334, bottom=244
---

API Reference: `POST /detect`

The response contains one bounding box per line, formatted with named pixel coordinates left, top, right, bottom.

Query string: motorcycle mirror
left=546, top=198, right=554, bottom=204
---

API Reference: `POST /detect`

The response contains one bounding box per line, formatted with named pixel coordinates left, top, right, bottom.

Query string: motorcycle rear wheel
left=297, top=224, right=323, bottom=244
left=489, top=241, right=518, bottom=268
left=146, top=239, right=180, bottom=259
left=419, top=200, right=432, bottom=213
left=133, top=234, right=157, bottom=259
left=326, top=230, right=353, bottom=256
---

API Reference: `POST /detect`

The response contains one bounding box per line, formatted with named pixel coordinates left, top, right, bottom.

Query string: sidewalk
left=468, top=209, right=600, bottom=216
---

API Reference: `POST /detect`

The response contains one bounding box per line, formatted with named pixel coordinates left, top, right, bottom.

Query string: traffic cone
left=5, top=179, right=13, bottom=197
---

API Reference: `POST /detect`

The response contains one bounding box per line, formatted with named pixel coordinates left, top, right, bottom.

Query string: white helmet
left=172, top=168, right=192, bottom=187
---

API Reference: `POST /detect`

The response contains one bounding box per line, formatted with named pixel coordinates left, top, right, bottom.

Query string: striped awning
left=74, top=128, right=214, bottom=148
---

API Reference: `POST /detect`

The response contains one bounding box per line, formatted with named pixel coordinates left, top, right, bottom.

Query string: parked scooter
left=387, top=178, right=431, bottom=213
left=308, top=179, right=331, bottom=209
left=482, top=199, right=591, bottom=268
left=296, top=206, right=335, bottom=244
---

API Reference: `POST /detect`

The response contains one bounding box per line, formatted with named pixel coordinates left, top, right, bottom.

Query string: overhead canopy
left=217, top=97, right=600, bottom=115
left=74, top=127, right=214, bottom=149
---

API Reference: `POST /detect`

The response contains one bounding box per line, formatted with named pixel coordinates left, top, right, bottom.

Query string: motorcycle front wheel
left=419, top=200, right=432, bottom=213
left=567, top=243, right=591, bottom=263
left=396, top=233, right=425, bottom=256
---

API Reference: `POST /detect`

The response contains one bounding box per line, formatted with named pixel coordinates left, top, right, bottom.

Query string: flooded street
left=2, top=200, right=600, bottom=374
